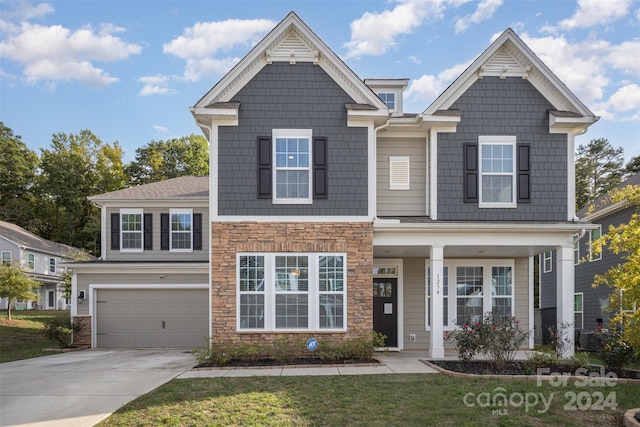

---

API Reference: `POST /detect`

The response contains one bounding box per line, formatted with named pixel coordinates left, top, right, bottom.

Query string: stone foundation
left=210, top=221, right=374, bottom=345
left=72, top=316, right=92, bottom=347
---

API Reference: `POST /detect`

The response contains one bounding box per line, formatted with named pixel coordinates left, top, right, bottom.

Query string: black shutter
left=463, top=143, right=478, bottom=203
left=193, top=213, right=202, bottom=250
left=143, top=213, right=153, bottom=250
left=517, top=143, right=531, bottom=203
left=160, top=213, right=169, bottom=250
left=313, top=137, right=328, bottom=199
left=110, top=213, right=120, bottom=250
left=257, top=137, right=272, bottom=198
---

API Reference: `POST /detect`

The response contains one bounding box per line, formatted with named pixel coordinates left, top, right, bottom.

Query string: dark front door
left=373, top=278, right=398, bottom=347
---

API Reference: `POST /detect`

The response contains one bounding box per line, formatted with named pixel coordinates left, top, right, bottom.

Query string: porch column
left=430, top=245, right=445, bottom=358
left=556, top=245, right=575, bottom=358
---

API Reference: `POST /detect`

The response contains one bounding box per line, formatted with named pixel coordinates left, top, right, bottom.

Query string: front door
left=47, top=291, right=54, bottom=308
left=373, top=278, right=398, bottom=347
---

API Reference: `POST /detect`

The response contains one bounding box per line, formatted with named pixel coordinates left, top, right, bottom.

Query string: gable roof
left=423, top=28, right=598, bottom=134
left=89, top=176, right=209, bottom=204
left=0, top=221, right=93, bottom=260
left=578, top=171, right=640, bottom=220
left=191, top=11, right=388, bottom=137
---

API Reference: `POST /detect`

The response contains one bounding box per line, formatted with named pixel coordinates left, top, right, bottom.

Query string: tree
left=591, top=184, right=640, bottom=355
left=0, top=122, right=38, bottom=228
left=126, top=134, right=209, bottom=185
left=0, top=262, right=40, bottom=320
left=625, top=155, right=640, bottom=176
left=575, top=138, right=625, bottom=210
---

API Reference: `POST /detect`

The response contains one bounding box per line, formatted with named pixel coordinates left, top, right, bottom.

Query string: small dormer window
left=378, top=93, right=395, bottom=110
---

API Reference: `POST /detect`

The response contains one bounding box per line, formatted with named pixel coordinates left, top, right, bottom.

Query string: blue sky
left=1, top=0, right=639, bottom=162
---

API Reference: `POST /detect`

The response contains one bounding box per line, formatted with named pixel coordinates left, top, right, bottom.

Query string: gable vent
left=389, top=156, right=410, bottom=190
left=479, top=46, right=531, bottom=79
left=266, top=30, right=319, bottom=64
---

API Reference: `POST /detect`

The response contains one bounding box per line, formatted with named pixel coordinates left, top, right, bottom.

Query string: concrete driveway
left=0, top=349, right=196, bottom=427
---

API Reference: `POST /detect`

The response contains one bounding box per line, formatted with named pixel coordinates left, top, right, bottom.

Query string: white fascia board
left=373, top=220, right=598, bottom=234
left=374, top=230, right=576, bottom=248
left=582, top=201, right=626, bottom=222
left=62, top=263, right=209, bottom=274
left=90, top=200, right=208, bottom=209
left=211, top=216, right=374, bottom=223
left=549, top=113, right=599, bottom=134
left=89, top=283, right=208, bottom=290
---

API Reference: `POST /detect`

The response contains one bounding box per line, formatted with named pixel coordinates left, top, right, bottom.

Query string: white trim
left=373, top=258, right=403, bottom=350
left=368, top=123, right=377, bottom=218
left=119, top=208, right=143, bottom=253
left=210, top=123, right=218, bottom=219
left=272, top=129, right=313, bottom=204
left=574, top=292, right=584, bottom=330
left=62, top=263, right=209, bottom=274
left=589, top=225, right=602, bottom=261
left=543, top=250, right=553, bottom=273
left=27, top=252, right=35, bottom=270
left=1, top=251, right=11, bottom=265
left=169, top=208, right=194, bottom=252
left=567, top=132, right=576, bottom=220
left=478, top=135, right=517, bottom=208
left=214, top=216, right=373, bottom=222
left=100, top=207, right=106, bottom=260
left=528, top=255, right=534, bottom=349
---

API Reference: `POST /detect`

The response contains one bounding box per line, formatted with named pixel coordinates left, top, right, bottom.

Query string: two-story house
left=0, top=221, right=91, bottom=310
left=187, top=12, right=598, bottom=358
left=68, top=176, right=209, bottom=348
left=538, top=171, right=639, bottom=347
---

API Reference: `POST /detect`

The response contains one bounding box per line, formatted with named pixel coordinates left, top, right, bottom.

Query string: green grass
left=0, top=309, right=70, bottom=362
left=98, top=374, right=640, bottom=427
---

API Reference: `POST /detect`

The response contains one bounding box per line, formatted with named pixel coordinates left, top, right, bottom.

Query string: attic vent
left=267, top=30, right=318, bottom=64
left=389, top=157, right=410, bottom=190
left=479, top=47, right=530, bottom=79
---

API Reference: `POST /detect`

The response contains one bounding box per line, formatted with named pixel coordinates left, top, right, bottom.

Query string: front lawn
left=98, top=374, right=640, bottom=426
left=0, top=310, right=70, bottom=362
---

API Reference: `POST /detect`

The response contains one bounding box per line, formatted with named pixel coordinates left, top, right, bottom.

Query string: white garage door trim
left=90, top=284, right=209, bottom=348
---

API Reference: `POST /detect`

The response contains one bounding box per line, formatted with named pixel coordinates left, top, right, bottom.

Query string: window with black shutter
left=257, top=137, right=272, bottom=198
left=463, top=143, right=478, bottom=203
left=193, top=213, right=203, bottom=250
left=517, top=143, right=531, bottom=203
left=143, top=213, right=153, bottom=250
left=313, top=137, right=328, bottom=199
left=110, top=213, right=120, bottom=250
left=160, top=213, right=169, bottom=250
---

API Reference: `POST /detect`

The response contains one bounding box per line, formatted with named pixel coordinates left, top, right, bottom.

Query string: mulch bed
left=431, top=360, right=640, bottom=380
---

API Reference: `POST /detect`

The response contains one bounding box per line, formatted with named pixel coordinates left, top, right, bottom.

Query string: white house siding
left=400, top=257, right=530, bottom=350
left=376, top=137, right=427, bottom=216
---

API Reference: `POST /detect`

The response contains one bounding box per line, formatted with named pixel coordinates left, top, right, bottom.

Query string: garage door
left=95, top=288, right=208, bottom=348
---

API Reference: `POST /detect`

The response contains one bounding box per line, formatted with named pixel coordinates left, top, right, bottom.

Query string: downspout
left=372, top=119, right=391, bottom=221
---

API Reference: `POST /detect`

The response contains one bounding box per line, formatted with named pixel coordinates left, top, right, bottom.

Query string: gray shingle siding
left=539, top=251, right=557, bottom=310
left=437, top=77, right=568, bottom=221
left=217, top=62, right=368, bottom=216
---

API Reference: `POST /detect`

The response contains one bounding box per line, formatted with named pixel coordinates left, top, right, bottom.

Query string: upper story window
left=121, top=209, right=143, bottom=252
left=27, top=253, right=35, bottom=269
left=479, top=136, right=516, bottom=208
left=543, top=251, right=552, bottom=273
left=378, top=92, right=395, bottom=110
left=49, top=258, right=56, bottom=273
left=170, top=209, right=192, bottom=251
left=589, top=225, right=602, bottom=261
left=273, top=129, right=312, bottom=204
left=1, top=251, right=11, bottom=266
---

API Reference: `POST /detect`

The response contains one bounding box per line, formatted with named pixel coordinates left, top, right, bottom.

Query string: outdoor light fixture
left=77, top=290, right=85, bottom=304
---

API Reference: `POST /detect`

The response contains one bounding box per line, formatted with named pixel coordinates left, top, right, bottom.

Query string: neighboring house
left=0, top=221, right=92, bottom=310
left=68, top=176, right=209, bottom=348
left=185, top=12, right=597, bottom=357
left=538, top=172, right=640, bottom=346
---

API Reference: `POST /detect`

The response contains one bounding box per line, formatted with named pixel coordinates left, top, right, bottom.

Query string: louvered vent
left=267, top=30, right=318, bottom=63
left=479, top=46, right=530, bottom=79
left=389, top=157, right=410, bottom=190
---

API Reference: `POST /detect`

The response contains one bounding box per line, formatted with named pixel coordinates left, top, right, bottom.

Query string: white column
left=430, top=245, right=445, bottom=358
left=556, top=245, right=575, bottom=358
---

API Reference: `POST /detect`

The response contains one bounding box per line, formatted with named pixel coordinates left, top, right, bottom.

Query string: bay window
left=238, top=253, right=346, bottom=331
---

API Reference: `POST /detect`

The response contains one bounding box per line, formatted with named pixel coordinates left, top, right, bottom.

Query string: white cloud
left=595, top=84, right=640, bottom=121
left=153, top=125, right=171, bottom=138
left=138, top=75, right=176, bottom=96
left=405, top=61, right=470, bottom=106
left=408, top=55, right=422, bottom=64
left=344, top=0, right=450, bottom=58
left=606, top=40, right=640, bottom=76
left=2, top=1, right=53, bottom=21
left=163, top=18, right=275, bottom=81
left=454, top=0, right=503, bottom=34
left=0, top=21, right=142, bottom=88
left=557, top=0, right=631, bottom=30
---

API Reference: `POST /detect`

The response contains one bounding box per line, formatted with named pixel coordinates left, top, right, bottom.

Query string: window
left=1, top=251, right=11, bottom=266
left=389, top=157, right=410, bottom=190
left=49, top=258, right=56, bottom=273
left=573, top=234, right=580, bottom=265
left=238, top=253, right=346, bottom=331
left=273, top=129, right=312, bottom=204
left=574, top=293, right=583, bottom=329
left=121, top=209, right=143, bottom=251
left=426, top=267, right=449, bottom=328
left=27, top=253, right=35, bottom=270
left=378, top=92, right=395, bottom=109
left=543, top=251, right=552, bottom=273
left=170, top=209, right=192, bottom=251
left=491, top=266, right=512, bottom=317
left=479, top=136, right=516, bottom=207
left=589, top=225, right=602, bottom=261
left=456, top=266, right=484, bottom=325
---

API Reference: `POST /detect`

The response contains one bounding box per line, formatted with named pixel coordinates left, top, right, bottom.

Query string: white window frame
left=1, top=251, right=11, bottom=265
left=589, top=225, right=602, bottom=261
left=574, top=292, right=584, bottom=329
left=169, top=208, right=193, bottom=252
left=573, top=234, right=580, bottom=265
left=237, top=252, right=347, bottom=332
left=479, top=136, right=517, bottom=208
left=120, top=208, right=143, bottom=252
left=389, top=156, right=410, bottom=190
left=49, top=257, right=56, bottom=273
left=543, top=251, right=552, bottom=273
left=378, top=92, right=396, bottom=111
left=425, top=259, right=515, bottom=331
left=272, top=129, right=313, bottom=205
left=27, top=253, right=35, bottom=270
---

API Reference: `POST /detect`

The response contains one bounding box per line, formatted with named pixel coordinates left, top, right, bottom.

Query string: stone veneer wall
left=210, top=222, right=374, bottom=344
left=72, top=316, right=92, bottom=346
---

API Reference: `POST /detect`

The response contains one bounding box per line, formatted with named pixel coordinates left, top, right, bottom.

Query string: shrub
left=547, top=321, right=574, bottom=359
left=193, top=339, right=233, bottom=366
left=526, top=350, right=557, bottom=369
left=596, top=329, right=633, bottom=374
left=445, top=309, right=529, bottom=368
left=42, top=317, right=81, bottom=347
left=270, top=335, right=306, bottom=364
